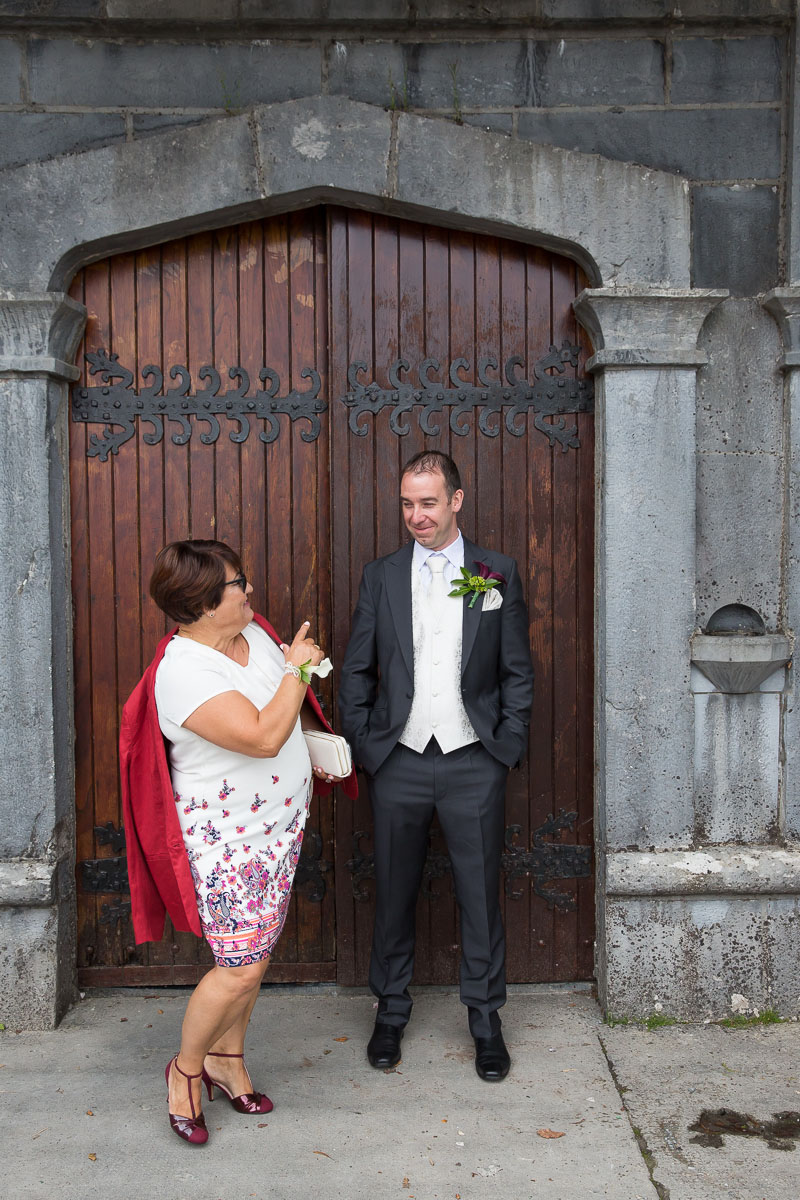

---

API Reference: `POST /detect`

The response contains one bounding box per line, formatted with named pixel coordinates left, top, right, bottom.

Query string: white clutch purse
left=303, top=730, right=352, bottom=777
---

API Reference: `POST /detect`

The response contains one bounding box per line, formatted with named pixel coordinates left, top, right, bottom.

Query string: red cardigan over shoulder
left=119, top=613, right=357, bottom=945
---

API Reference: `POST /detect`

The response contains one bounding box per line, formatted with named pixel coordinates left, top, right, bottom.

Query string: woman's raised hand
left=281, top=621, right=325, bottom=669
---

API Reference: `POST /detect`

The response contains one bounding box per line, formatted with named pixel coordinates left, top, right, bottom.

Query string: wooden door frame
left=1, top=97, right=709, bottom=1027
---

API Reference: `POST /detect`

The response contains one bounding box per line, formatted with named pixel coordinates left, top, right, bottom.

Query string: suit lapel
left=461, top=537, right=488, bottom=675
left=385, top=541, right=415, bottom=679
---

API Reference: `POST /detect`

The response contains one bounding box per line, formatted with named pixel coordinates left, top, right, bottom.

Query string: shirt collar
left=412, top=531, right=464, bottom=572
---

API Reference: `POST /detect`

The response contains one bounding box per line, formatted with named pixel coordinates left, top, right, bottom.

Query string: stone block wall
left=0, top=2, right=788, bottom=295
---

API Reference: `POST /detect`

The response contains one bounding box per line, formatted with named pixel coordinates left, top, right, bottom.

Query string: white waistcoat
left=398, top=561, right=478, bottom=755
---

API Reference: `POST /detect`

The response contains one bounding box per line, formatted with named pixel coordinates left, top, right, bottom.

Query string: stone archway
left=0, top=96, right=722, bottom=1027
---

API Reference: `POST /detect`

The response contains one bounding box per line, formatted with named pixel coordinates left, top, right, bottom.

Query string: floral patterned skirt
left=176, top=771, right=311, bottom=968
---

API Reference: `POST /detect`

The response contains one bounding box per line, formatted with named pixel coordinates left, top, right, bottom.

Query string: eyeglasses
left=224, top=574, right=248, bottom=593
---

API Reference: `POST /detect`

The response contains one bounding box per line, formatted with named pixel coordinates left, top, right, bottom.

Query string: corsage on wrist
left=284, top=657, right=333, bottom=686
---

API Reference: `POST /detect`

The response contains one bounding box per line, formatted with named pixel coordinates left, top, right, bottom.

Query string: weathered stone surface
left=600, top=368, right=698, bottom=848
left=0, top=378, right=61, bottom=858
left=329, top=0, right=409, bottom=15
left=394, top=116, right=691, bottom=287
left=527, top=38, right=665, bottom=107
left=0, top=100, right=691, bottom=294
left=672, top=35, right=784, bottom=104
left=0, top=38, right=21, bottom=104
left=241, top=0, right=326, bottom=14
left=696, top=451, right=782, bottom=631
left=694, top=692, right=780, bottom=842
left=254, top=96, right=392, bottom=205
left=697, top=298, right=783, bottom=455
left=789, top=22, right=800, bottom=285
left=576, top=290, right=725, bottom=851
left=0, top=113, right=262, bottom=291
left=692, top=185, right=779, bottom=296
left=691, top=633, right=791, bottom=694
left=132, top=112, right=208, bottom=136
left=541, top=0, right=665, bottom=15
left=0, top=907, right=60, bottom=1028
left=543, top=0, right=793, bottom=16
left=667, top=0, right=793, bottom=16
left=0, top=860, right=56, bottom=907
left=517, top=108, right=781, bottom=181
left=607, top=846, right=800, bottom=895
left=108, top=0, right=237, bottom=14
left=762, top=294, right=800, bottom=840
left=0, top=112, right=125, bottom=172
left=575, top=287, right=725, bottom=363
left=462, top=113, right=513, bottom=134
left=328, top=38, right=665, bottom=110
left=328, top=40, right=528, bottom=109
left=0, top=0, right=100, bottom=12
left=604, top=896, right=800, bottom=1020
left=28, top=37, right=322, bottom=108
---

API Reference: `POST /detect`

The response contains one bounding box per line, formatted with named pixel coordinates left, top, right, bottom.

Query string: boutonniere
left=448, top=561, right=507, bottom=609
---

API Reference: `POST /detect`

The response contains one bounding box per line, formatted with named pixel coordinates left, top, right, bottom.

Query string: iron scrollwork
left=71, top=349, right=326, bottom=460
left=346, top=810, right=591, bottom=911
left=81, top=857, right=129, bottom=894
left=503, top=811, right=592, bottom=910
left=340, top=343, right=594, bottom=451
left=80, top=827, right=330, bottom=906
left=99, top=900, right=132, bottom=926
left=294, top=829, right=333, bottom=903
left=94, top=821, right=126, bottom=854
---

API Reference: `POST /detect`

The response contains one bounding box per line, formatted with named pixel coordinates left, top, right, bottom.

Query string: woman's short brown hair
left=149, top=540, right=243, bottom=624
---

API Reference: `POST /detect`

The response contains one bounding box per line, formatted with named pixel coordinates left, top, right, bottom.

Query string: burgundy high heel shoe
left=202, top=1050, right=274, bottom=1114
left=165, top=1055, right=209, bottom=1145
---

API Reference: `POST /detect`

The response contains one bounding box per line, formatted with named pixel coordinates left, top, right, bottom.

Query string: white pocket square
left=482, top=588, right=503, bottom=612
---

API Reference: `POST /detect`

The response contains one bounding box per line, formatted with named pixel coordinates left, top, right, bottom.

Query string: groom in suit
left=338, top=451, right=534, bottom=1081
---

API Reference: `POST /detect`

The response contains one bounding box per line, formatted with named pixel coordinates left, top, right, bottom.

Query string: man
left=338, top=450, right=534, bottom=1081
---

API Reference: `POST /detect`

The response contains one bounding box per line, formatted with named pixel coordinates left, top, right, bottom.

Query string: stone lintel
left=0, top=860, right=56, bottom=907
left=607, top=846, right=800, bottom=897
left=574, top=287, right=728, bottom=367
left=0, top=294, right=86, bottom=380
left=762, top=287, right=800, bottom=367
left=0, top=98, right=692, bottom=294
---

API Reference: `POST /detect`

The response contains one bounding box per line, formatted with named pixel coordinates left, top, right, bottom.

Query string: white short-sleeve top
left=154, top=620, right=311, bottom=802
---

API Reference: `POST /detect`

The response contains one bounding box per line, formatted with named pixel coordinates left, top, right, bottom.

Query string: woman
left=120, top=539, right=355, bottom=1146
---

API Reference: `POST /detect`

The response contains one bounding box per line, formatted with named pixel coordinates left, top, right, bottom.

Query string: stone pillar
left=764, top=290, right=800, bottom=843
left=574, top=287, right=728, bottom=1018
left=0, top=294, right=86, bottom=1029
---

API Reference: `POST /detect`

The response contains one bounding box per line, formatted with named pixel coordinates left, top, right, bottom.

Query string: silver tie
left=427, top=553, right=449, bottom=625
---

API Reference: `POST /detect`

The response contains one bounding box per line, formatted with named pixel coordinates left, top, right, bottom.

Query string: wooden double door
left=69, top=206, right=595, bottom=988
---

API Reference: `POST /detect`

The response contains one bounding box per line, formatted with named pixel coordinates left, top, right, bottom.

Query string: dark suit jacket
left=338, top=537, right=534, bottom=777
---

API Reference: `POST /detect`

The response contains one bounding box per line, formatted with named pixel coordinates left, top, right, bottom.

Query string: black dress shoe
left=367, top=1021, right=403, bottom=1068
left=473, top=1032, right=510, bottom=1082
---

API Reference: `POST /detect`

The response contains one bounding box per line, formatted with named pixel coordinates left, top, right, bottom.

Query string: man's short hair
left=400, top=450, right=462, bottom=500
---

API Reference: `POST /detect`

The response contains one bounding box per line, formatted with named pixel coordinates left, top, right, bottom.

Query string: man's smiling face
left=400, top=468, right=463, bottom=551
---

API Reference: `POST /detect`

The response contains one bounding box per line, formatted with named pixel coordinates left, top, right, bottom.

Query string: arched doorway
left=68, top=205, right=594, bottom=987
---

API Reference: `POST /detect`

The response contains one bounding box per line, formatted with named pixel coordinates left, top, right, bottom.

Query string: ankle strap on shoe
left=173, top=1055, right=202, bottom=1080
left=206, top=1051, right=244, bottom=1059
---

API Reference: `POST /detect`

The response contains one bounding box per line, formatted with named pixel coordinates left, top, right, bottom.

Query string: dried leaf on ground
left=88, top=1153, right=97, bottom=1161
left=314, top=1150, right=332, bottom=1158
left=333, top=1036, right=349, bottom=1042
left=402, top=1177, right=410, bottom=1187
left=537, top=1128, right=565, bottom=1139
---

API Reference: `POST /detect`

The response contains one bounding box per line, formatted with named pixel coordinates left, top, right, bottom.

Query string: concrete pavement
left=2, top=983, right=798, bottom=1200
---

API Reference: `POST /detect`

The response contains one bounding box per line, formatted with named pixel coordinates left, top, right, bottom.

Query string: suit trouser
left=367, top=737, right=509, bottom=1039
